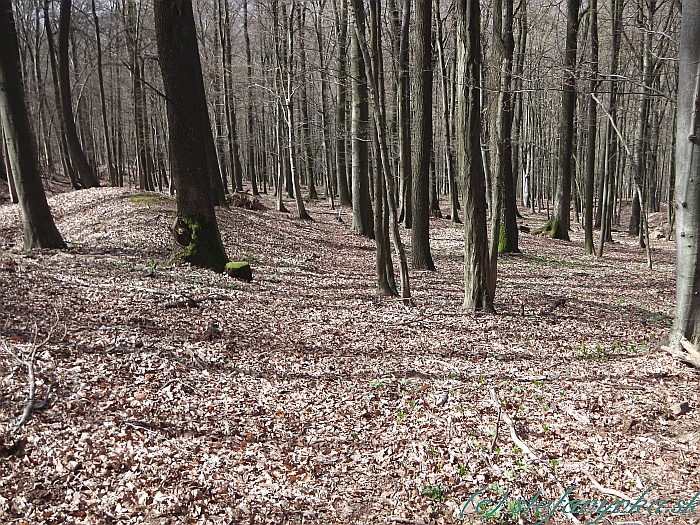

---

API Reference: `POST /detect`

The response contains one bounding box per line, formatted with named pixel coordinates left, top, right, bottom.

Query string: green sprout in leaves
left=422, top=485, right=448, bottom=502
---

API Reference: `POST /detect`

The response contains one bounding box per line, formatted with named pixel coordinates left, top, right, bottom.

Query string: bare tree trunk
left=57, top=0, right=98, bottom=188
left=332, top=0, right=351, bottom=206
left=396, top=0, right=412, bottom=227
left=91, top=0, right=115, bottom=187
left=154, top=0, right=228, bottom=272
left=434, top=0, right=460, bottom=224
left=243, top=0, right=259, bottom=196
left=411, top=0, right=436, bottom=270
left=350, top=0, right=411, bottom=304
left=313, top=1, right=335, bottom=209
left=0, top=0, right=65, bottom=250
left=539, top=0, right=579, bottom=240
left=457, top=0, right=494, bottom=311
left=584, top=0, right=598, bottom=254
left=492, top=0, right=518, bottom=254
left=349, top=0, right=374, bottom=237
left=43, top=0, right=78, bottom=189
left=669, top=0, right=700, bottom=346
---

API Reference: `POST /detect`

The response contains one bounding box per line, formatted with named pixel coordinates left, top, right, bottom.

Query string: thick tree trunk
left=492, top=0, right=519, bottom=254
left=154, top=0, right=228, bottom=272
left=0, top=0, right=65, bottom=250
left=411, top=0, right=435, bottom=270
left=457, top=0, right=493, bottom=311
left=669, top=0, right=700, bottom=346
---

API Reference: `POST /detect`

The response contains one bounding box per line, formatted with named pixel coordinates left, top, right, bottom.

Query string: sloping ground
left=0, top=187, right=698, bottom=525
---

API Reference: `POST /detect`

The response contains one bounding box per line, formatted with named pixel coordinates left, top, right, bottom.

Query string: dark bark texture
left=0, top=0, right=65, bottom=250
left=154, top=0, right=228, bottom=272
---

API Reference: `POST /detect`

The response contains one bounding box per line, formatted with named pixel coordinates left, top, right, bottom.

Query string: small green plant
left=370, top=380, right=386, bottom=388
left=534, top=380, right=544, bottom=388
left=508, top=499, right=524, bottom=518
left=550, top=458, right=559, bottom=470
left=351, top=433, right=358, bottom=440
left=409, top=399, right=416, bottom=408
left=478, top=374, right=485, bottom=384
left=397, top=411, right=405, bottom=421
left=422, top=485, right=448, bottom=501
left=503, top=470, right=516, bottom=480
left=430, top=446, right=436, bottom=456
left=542, top=423, right=550, bottom=433
left=457, top=464, right=467, bottom=476
left=511, top=386, right=521, bottom=394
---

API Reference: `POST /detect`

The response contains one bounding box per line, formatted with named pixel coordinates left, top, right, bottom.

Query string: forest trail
left=1, top=187, right=697, bottom=524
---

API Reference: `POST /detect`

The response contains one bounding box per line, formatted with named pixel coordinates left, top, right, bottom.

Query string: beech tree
left=411, top=0, right=436, bottom=270
left=669, top=0, right=700, bottom=347
left=457, top=0, right=493, bottom=311
left=0, top=0, right=65, bottom=251
left=154, top=0, right=228, bottom=272
left=537, top=0, right=580, bottom=240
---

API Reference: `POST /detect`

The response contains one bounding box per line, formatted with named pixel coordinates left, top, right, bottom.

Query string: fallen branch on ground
left=661, top=337, right=700, bottom=368
left=1, top=313, right=61, bottom=431
left=489, top=388, right=539, bottom=461
left=163, top=294, right=235, bottom=309
left=538, top=297, right=567, bottom=316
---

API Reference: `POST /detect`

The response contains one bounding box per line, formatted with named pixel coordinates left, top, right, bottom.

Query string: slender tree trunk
left=91, top=0, right=115, bottom=187
left=332, top=0, right=351, bottom=206
left=368, top=0, right=396, bottom=296
left=397, top=0, right=412, bottom=227
left=597, top=0, right=622, bottom=255
left=434, top=0, right=460, bottom=224
left=349, top=0, right=374, bottom=238
left=539, top=0, right=579, bottom=239
left=493, top=0, right=519, bottom=254
left=314, top=2, right=334, bottom=209
left=350, top=0, right=411, bottom=303
left=57, top=0, right=98, bottom=188
left=0, top=0, right=65, bottom=250
left=584, top=0, right=598, bottom=254
left=243, top=0, right=259, bottom=196
left=43, top=0, right=78, bottom=188
left=34, top=8, right=53, bottom=174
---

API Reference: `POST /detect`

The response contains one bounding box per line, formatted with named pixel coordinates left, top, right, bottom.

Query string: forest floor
left=0, top=185, right=699, bottom=525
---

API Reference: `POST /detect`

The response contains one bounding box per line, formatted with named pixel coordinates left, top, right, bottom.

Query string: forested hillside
left=1, top=187, right=698, bottom=524
left=2, top=0, right=700, bottom=522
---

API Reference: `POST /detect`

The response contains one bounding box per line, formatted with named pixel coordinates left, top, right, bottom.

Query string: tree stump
left=225, top=261, right=253, bottom=282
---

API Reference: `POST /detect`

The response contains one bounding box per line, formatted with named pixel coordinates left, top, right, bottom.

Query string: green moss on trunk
left=171, top=216, right=228, bottom=272
left=498, top=222, right=521, bottom=254
left=534, top=217, right=568, bottom=240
